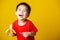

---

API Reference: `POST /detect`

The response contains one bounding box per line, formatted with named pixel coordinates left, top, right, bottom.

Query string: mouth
left=19, top=15, right=23, bottom=16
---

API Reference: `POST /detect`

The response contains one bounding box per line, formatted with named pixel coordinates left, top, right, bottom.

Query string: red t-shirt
left=12, top=19, right=38, bottom=40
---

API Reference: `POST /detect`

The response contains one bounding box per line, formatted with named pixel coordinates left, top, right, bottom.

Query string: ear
left=26, top=14, right=29, bottom=18
left=27, top=13, right=30, bottom=17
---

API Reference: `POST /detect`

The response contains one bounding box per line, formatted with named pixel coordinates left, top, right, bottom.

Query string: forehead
left=18, top=5, right=28, bottom=10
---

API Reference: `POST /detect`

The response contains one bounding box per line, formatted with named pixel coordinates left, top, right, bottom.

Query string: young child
left=6, top=2, right=38, bottom=40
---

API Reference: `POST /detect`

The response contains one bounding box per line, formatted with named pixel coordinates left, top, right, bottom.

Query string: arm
left=28, top=32, right=36, bottom=36
left=20, top=32, right=36, bottom=38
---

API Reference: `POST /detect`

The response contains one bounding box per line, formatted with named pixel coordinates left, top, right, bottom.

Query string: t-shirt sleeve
left=30, top=22, right=38, bottom=32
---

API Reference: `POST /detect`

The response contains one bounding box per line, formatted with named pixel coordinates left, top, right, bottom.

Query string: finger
left=20, top=32, right=24, bottom=34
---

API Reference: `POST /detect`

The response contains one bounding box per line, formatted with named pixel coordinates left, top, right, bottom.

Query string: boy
left=6, top=2, right=38, bottom=40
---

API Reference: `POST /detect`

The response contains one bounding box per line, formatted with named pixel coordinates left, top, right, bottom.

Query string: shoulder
left=27, top=19, right=35, bottom=26
left=27, top=19, right=33, bottom=24
left=9, top=20, right=18, bottom=29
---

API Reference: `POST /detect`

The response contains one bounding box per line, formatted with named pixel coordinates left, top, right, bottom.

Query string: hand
left=6, top=29, right=16, bottom=37
left=20, top=32, right=31, bottom=38
left=8, top=32, right=14, bottom=37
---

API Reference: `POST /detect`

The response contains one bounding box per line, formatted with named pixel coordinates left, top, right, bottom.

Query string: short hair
left=16, top=2, right=31, bottom=14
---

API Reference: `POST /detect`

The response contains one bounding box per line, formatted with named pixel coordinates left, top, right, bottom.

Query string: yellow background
left=0, top=0, right=60, bottom=40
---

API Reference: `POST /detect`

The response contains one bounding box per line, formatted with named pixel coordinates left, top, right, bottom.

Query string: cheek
left=16, top=11, right=20, bottom=14
left=16, top=12, right=19, bottom=16
left=24, top=13, right=28, bottom=17
left=24, top=12, right=27, bottom=16
left=16, top=10, right=21, bottom=15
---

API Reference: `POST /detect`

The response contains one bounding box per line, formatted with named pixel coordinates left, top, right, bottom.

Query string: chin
left=18, top=17, right=26, bottom=20
left=19, top=18, right=23, bottom=20
left=18, top=18, right=25, bottom=20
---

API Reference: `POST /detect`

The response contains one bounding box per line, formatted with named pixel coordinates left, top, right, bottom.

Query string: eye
left=23, top=10, right=27, bottom=12
left=19, top=9, right=21, bottom=11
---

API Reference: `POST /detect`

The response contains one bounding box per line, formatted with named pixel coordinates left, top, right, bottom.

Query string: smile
left=19, top=15, right=23, bottom=16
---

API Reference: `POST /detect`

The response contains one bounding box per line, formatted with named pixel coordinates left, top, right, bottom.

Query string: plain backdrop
left=0, top=0, right=60, bottom=40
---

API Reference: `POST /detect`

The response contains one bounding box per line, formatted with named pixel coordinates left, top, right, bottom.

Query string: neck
left=18, top=19, right=27, bottom=23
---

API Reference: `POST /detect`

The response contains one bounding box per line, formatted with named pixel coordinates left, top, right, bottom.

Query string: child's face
left=16, top=5, right=29, bottom=20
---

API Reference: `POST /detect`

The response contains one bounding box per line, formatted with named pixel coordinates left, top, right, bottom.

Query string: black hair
left=16, top=2, right=31, bottom=14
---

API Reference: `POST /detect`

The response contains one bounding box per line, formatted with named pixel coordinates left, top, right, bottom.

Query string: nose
left=20, top=11, right=23, bottom=14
